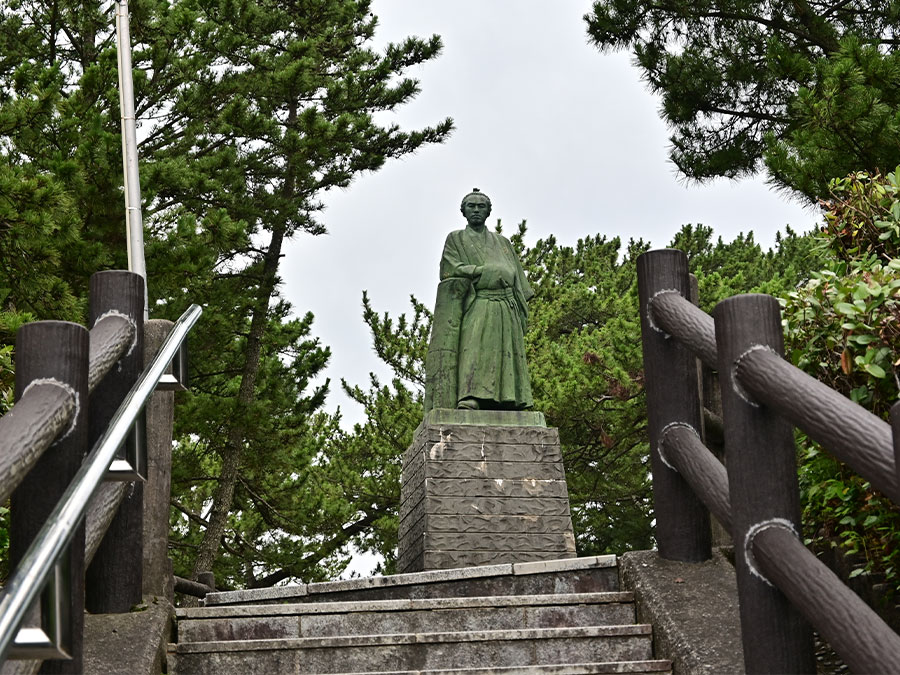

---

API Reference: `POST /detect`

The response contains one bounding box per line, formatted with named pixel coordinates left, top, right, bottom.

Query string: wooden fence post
left=637, top=249, right=711, bottom=561
left=714, top=294, right=814, bottom=673
left=84, top=271, right=144, bottom=613
left=688, top=273, right=731, bottom=548
left=142, top=319, right=175, bottom=601
left=10, top=321, right=89, bottom=673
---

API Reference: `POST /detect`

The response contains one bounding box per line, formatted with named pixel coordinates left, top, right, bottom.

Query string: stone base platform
left=398, top=409, right=576, bottom=573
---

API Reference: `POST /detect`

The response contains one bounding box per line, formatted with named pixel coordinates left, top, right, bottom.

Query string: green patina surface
left=424, top=189, right=535, bottom=419
left=417, top=408, right=546, bottom=435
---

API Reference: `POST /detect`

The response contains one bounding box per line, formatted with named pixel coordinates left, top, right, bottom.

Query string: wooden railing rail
left=646, top=289, right=716, bottom=368
left=736, top=346, right=895, bottom=500
left=637, top=248, right=900, bottom=673
left=0, top=270, right=200, bottom=672
left=173, top=573, right=216, bottom=599
left=658, top=425, right=731, bottom=532
left=0, top=314, right=134, bottom=506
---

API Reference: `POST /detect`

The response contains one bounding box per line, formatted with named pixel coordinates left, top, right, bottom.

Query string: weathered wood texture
left=660, top=425, right=731, bottom=533
left=636, top=249, right=710, bottom=562
left=0, top=316, right=132, bottom=508
left=714, top=294, right=814, bottom=674
left=142, top=320, right=175, bottom=598
left=649, top=290, right=717, bottom=368
left=0, top=385, right=74, bottom=505
left=87, top=314, right=134, bottom=392
left=84, top=482, right=129, bottom=566
left=753, top=524, right=900, bottom=673
left=893, top=402, right=900, bottom=504
left=174, top=577, right=214, bottom=599
left=687, top=274, right=731, bottom=548
left=84, top=271, right=144, bottom=614
left=737, top=346, right=895, bottom=499
left=10, top=321, right=89, bottom=674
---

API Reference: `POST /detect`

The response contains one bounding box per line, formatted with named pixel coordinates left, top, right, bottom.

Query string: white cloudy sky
left=281, top=0, right=819, bottom=427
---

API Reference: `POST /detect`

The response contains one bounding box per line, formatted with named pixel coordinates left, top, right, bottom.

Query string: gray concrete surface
left=331, top=665, right=672, bottom=675
left=82, top=595, right=174, bottom=675
left=619, top=549, right=744, bottom=675
left=205, top=555, right=618, bottom=606
left=400, top=421, right=576, bottom=573
left=171, top=625, right=655, bottom=674
left=178, top=592, right=637, bottom=642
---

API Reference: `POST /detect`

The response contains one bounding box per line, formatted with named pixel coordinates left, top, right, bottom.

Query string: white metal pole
left=115, top=0, right=148, bottom=319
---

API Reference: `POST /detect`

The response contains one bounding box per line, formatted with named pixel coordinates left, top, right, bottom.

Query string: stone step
left=204, top=555, right=618, bottom=606
left=170, top=624, right=656, bottom=674
left=177, top=592, right=637, bottom=642
left=333, top=663, right=672, bottom=675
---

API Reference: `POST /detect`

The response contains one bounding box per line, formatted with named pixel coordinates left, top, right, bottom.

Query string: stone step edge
left=332, top=660, right=673, bottom=675
left=175, top=624, right=653, bottom=654
left=204, top=555, right=617, bottom=606
left=178, top=591, right=635, bottom=620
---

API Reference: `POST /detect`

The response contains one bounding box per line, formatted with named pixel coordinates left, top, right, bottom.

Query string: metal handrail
left=0, top=304, right=202, bottom=662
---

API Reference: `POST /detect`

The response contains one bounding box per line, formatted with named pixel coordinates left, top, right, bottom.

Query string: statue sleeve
left=505, top=237, right=533, bottom=332
left=517, top=261, right=533, bottom=302
left=423, top=277, right=469, bottom=411
left=440, top=233, right=480, bottom=280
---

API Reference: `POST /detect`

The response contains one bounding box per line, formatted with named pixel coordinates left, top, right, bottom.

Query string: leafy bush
left=782, top=168, right=900, bottom=594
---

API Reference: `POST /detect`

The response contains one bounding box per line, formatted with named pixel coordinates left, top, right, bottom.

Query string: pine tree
left=585, top=0, right=900, bottom=200
left=147, top=0, right=451, bottom=581
left=0, top=0, right=452, bottom=584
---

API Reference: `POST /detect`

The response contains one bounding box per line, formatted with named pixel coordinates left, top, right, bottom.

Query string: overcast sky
left=281, top=0, right=819, bottom=428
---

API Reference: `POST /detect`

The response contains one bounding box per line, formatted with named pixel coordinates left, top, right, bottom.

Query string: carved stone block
left=398, top=412, right=576, bottom=573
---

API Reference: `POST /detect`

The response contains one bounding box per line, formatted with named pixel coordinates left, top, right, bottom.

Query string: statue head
left=460, top=187, right=492, bottom=226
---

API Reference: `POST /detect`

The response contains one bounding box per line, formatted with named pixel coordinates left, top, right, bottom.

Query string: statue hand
left=477, top=263, right=505, bottom=289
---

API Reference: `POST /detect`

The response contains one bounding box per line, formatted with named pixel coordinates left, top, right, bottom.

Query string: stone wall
left=398, top=412, right=576, bottom=572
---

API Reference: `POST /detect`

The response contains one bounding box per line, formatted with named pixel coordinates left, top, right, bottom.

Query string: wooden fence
left=638, top=248, right=900, bottom=673
left=0, top=270, right=200, bottom=672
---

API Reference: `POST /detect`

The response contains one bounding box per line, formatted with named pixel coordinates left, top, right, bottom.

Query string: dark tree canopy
left=0, top=0, right=452, bottom=587
left=585, top=0, right=900, bottom=200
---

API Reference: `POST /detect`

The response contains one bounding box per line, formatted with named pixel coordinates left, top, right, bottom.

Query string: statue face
left=462, top=195, right=491, bottom=226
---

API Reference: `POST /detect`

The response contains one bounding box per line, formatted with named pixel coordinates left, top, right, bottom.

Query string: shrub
left=782, top=168, right=900, bottom=596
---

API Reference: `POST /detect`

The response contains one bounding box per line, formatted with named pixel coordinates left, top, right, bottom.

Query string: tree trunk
left=190, top=101, right=300, bottom=580
left=190, top=223, right=287, bottom=578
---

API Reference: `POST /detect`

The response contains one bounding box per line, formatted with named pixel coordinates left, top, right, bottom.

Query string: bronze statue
left=424, top=188, right=534, bottom=412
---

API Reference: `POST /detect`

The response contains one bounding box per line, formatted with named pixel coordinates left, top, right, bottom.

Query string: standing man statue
left=424, top=188, right=534, bottom=412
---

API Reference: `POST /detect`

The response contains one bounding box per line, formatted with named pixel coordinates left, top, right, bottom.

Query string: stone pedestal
left=398, top=409, right=576, bottom=573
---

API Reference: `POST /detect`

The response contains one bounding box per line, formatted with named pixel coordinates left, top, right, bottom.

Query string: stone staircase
left=168, top=556, right=672, bottom=674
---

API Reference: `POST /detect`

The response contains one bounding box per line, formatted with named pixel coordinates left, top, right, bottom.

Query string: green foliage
left=766, top=40, right=900, bottom=201
left=338, top=221, right=824, bottom=565
left=585, top=1, right=900, bottom=200
left=315, top=292, right=430, bottom=574
left=821, top=167, right=900, bottom=264
left=783, top=259, right=900, bottom=408
left=782, top=167, right=900, bottom=593
left=0, top=0, right=451, bottom=588
left=327, top=373, right=421, bottom=574
left=520, top=229, right=654, bottom=555
left=669, top=224, right=826, bottom=312
left=0, top=344, right=13, bottom=417
left=168, top=310, right=335, bottom=588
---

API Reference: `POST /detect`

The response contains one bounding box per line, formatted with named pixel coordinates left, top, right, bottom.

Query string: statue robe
left=424, top=225, right=534, bottom=411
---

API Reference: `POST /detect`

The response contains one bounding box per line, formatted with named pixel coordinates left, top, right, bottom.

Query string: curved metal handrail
left=0, top=304, right=202, bottom=662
